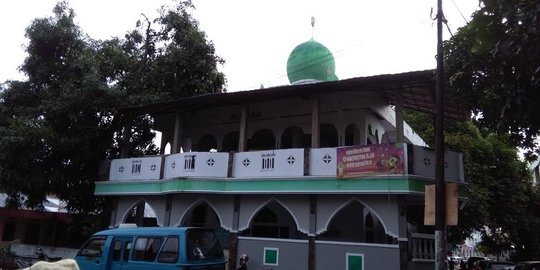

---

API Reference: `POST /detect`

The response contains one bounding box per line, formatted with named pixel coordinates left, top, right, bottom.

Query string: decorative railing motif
left=410, top=233, right=435, bottom=261
left=104, top=143, right=464, bottom=181
left=164, top=152, right=229, bottom=179
left=233, top=149, right=304, bottom=178
left=411, top=145, right=464, bottom=181
left=109, top=157, right=162, bottom=181
left=309, top=148, right=337, bottom=176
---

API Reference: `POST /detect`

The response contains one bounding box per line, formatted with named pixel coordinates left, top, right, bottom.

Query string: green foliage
left=443, top=0, right=540, bottom=158
left=0, top=0, right=225, bottom=238
left=405, top=110, right=539, bottom=259
left=100, top=0, right=225, bottom=105
left=442, top=0, right=540, bottom=258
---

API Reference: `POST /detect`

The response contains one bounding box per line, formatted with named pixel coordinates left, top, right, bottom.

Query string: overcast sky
left=1, top=0, right=479, bottom=92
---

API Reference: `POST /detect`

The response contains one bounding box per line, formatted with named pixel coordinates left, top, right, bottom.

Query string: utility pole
left=435, top=0, right=447, bottom=268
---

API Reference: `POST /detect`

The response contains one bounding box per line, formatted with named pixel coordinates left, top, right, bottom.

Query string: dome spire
left=311, top=16, right=315, bottom=39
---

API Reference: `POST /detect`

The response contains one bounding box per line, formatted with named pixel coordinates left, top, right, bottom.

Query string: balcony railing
left=104, top=143, right=464, bottom=182
left=410, top=233, right=435, bottom=261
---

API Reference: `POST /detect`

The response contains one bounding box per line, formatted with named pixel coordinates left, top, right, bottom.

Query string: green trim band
left=94, top=176, right=467, bottom=197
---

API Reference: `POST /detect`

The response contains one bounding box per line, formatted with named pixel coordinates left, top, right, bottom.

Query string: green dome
left=286, top=39, right=337, bottom=84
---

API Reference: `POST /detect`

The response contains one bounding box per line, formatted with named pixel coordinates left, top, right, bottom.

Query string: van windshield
left=187, top=230, right=223, bottom=261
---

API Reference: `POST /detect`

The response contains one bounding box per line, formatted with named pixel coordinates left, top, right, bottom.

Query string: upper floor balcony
left=99, top=143, right=463, bottom=183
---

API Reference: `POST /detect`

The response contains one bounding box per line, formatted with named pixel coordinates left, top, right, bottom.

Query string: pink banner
left=336, top=143, right=406, bottom=179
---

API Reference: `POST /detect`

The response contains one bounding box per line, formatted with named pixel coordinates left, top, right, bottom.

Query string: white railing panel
left=109, top=157, right=162, bottom=181
left=163, top=152, right=229, bottom=179
left=309, top=148, right=337, bottom=176
left=411, top=145, right=464, bottom=181
left=233, top=149, right=304, bottom=178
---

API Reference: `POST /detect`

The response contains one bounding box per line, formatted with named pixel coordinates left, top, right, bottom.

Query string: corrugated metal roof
left=120, top=70, right=467, bottom=121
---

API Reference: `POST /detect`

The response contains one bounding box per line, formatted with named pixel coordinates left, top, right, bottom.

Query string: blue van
left=75, top=227, right=225, bottom=270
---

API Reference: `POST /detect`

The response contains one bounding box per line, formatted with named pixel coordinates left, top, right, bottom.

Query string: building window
left=24, top=221, right=41, bottom=245
left=2, top=220, right=16, bottom=241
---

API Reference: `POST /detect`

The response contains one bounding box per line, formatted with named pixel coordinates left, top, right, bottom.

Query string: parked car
left=468, top=257, right=489, bottom=270
left=485, top=261, right=516, bottom=270
left=514, top=261, right=540, bottom=270
left=473, top=259, right=490, bottom=270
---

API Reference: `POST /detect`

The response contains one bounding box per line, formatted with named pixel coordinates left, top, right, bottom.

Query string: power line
left=449, top=0, right=469, bottom=24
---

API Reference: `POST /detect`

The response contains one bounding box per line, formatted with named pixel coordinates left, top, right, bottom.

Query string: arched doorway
left=318, top=201, right=387, bottom=243
left=123, top=201, right=158, bottom=227
left=180, top=202, right=229, bottom=249
left=241, top=201, right=307, bottom=239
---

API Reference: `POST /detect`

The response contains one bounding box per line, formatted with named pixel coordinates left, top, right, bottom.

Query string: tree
left=0, top=2, right=113, bottom=213
left=404, top=110, right=539, bottom=259
left=0, top=0, right=225, bottom=227
left=99, top=0, right=225, bottom=105
left=443, top=0, right=540, bottom=158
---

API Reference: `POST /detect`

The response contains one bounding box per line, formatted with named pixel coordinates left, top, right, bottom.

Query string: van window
left=133, top=237, right=164, bottom=262
left=187, top=230, right=223, bottom=260
left=112, top=240, right=122, bottom=261
left=123, top=241, right=132, bottom=262
left=157, top=237, right=179, bottom=263
left=78, top=236, right=106, bottom=257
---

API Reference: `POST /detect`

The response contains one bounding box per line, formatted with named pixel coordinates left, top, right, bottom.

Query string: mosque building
left=93, top=29, right=467, bottom=270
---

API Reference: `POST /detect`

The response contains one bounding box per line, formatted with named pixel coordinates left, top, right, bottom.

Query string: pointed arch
left=121, top=198, right=160, bottom=227
left=318, top=197, right=394, bottom=240
left=240, top=197, right=307, bottom=238
left=176, top=197, right=224, bottom=229
left=170, top=197, right=232, bottom=250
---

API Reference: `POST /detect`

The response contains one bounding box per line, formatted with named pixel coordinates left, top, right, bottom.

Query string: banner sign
left=336, top=143, right=407, bottom=178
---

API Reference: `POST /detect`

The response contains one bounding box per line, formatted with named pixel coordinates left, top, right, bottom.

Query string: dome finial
left=311, top=16, right=315, bottom=39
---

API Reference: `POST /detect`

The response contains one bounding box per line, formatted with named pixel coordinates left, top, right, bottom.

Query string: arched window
left=367, top=125, right=379, bottom=145
left=281, top=127, right=309, bottom=149
left=345, top=124, right=360, bottom=146
left=320, top=123, right=338, bottom=147
left=247, top=129, right=275, bottom=151
left=222, top=132, right=239, bottom=152
left=164, top=142, right=171, bottom=154
left=196, top=135, right=217, bottom=152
